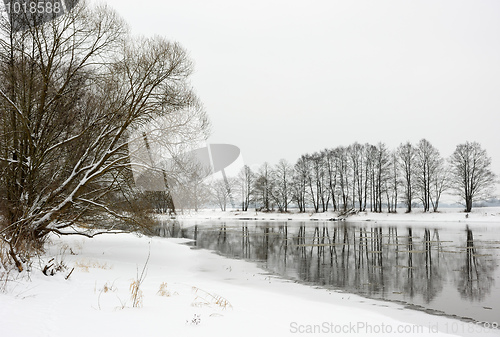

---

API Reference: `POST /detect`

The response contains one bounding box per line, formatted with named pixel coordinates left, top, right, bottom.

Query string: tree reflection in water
left=457, top=227, right=495, bottom=301
left=155, top=219, right=499, bottom=322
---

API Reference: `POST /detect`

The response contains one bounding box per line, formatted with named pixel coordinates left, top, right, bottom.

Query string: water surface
left=156, top=220, right=500, bottom=324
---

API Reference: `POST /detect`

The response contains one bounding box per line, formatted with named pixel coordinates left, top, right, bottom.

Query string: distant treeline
left=225, top=140, right=496, bottom=214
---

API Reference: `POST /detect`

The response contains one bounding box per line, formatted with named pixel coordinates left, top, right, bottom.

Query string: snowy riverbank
left=1, top=232, right=499, bottom=337
left=174, top=207, right=500, bottom=225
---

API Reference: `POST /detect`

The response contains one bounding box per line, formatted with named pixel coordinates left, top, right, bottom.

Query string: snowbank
left=1, top=233, right=499, bottom=337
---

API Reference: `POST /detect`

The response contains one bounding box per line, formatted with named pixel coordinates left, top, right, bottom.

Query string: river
left=156, top=219, right=500, bottom=325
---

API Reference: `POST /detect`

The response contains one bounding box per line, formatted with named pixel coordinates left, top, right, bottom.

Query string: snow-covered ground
left=176, top=207, right=500, bottom=224
left=1, top=228, right=499, bottom=337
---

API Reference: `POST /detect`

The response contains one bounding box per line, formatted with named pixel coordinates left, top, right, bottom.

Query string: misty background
left=99, top=0, right=500, bottom=188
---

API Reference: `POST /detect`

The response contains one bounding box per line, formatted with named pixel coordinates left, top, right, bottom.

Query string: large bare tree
left=0, top=2, right=209, bottom=270
left=449, top=142, right=496, bottom=212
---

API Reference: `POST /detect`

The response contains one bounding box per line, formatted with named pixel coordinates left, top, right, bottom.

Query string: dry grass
left=157, top=282, right=171, bottom=297
left=75, top=260, right=111, bottom=272
left=1, top=242, right=28, bottom=292
left=57, top=243, right=79, bottom=257
left=0, top=242, right=9, bottom=287
left=129, top=248, right=150, bottom=308
left=0, top=241, right=8, bottom=268
left=102, top=281, right=116, bottom=294
left=95, top=281, right=120, bottom=310
left=129, top=280, right=143, bottom=308
left=0, top=267, right=12, bottom=293
left=191, top=286, right=232, bottom=310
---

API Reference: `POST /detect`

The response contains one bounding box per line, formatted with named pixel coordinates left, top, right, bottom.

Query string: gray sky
left=101, top=0, right=500, bottom=179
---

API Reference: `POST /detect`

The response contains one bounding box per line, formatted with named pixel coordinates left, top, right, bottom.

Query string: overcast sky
left=100, top=0, right=500, bottom=178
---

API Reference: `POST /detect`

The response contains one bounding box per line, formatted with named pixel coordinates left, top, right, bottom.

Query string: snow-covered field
left=2, top=220, right=500, bottom=337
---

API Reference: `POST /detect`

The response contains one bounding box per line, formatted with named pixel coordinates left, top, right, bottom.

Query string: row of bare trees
left=213, top=140, right=495, bottom=214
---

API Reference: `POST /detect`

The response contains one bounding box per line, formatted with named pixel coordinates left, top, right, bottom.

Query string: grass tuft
left=74, top=260, right=111, bottom=272
left=157, top=282, right=172, bottom=297
left=130, top=246, right=150, bottom=308
left=129, top=280, right=143, bottom=308
left=191, top=286, right=232, bottom=310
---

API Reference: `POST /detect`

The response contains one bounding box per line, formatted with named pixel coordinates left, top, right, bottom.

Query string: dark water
left=155, top=220, right=500, bottom=324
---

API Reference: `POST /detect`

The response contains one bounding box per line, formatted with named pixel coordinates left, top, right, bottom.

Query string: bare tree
left=397, top=142, right=416, bottom=213
left=337, top=147, right=351, bottom=212
left=238, top=165, right=254, bottom=211
left=254, top=162, right=273, bottom=211
left=362, top=144, right=372, bottom=211
left=367, top=143, right=390, bottom=213
left=430, top=157, right=448, bottom=212
left=349, top=143, right=367, bottom=212
left=0, top=2, right=209, bottom=270
left=292, top=155, right=308, bottom=213
left=270, top=159, right=293, bottom=212
left=324, top=148, right=339, bottom=211
left=365, top=145, right=377, bottom=212
left=318, top=153, right=330, bottom=212
left=210, top=178, right=235, bottom=211
left=171, top=158, right=211, bottom=212
left=305, top=152, right=329, bottom=213
left=415, top=139, right=441, bottom=212
left=385, top=151, right=398, bottom=213
left=449, top=142, right=496, bottom=212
